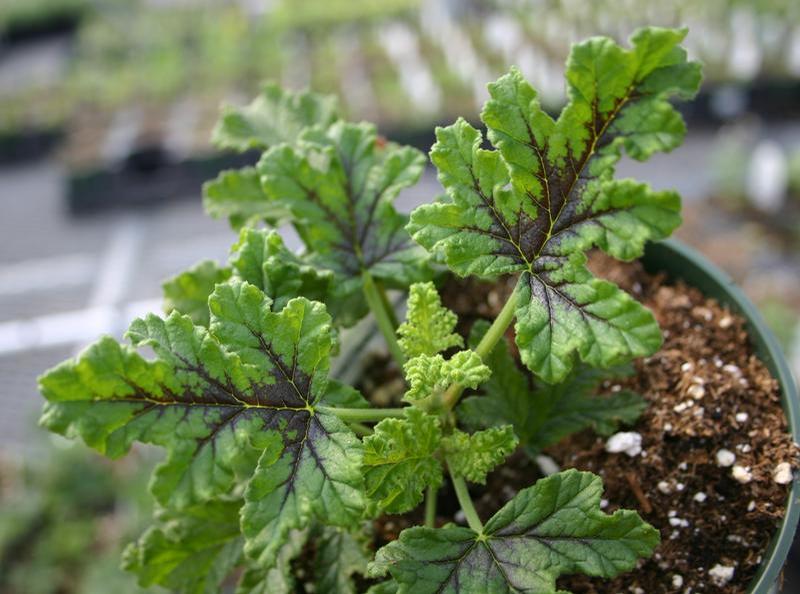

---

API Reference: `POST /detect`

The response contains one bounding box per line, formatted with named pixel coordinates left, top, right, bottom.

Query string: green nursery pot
left=642, top=239, right=800, bottom=594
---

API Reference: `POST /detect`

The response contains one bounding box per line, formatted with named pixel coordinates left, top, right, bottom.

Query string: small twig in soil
left=625, top=471, right=653, bottom=514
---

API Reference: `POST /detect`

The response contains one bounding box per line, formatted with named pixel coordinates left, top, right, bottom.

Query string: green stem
left=317, top=406, right=406, bottom=422
left=348, top=422, right=373, bottom=436
left=441, top=288, right=519, bottom=411
left=449, top=468, right=483, bottom=533
left=374, top=279, right=399, bottom=328
left=362, top=270, right=406, bottom=367
left=424, top=484, right=438, bottom=528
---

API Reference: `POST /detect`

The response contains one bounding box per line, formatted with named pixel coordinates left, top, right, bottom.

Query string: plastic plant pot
left=642, top=239, right=799, bottom=594
left=331, top=238, right=799, bottom=593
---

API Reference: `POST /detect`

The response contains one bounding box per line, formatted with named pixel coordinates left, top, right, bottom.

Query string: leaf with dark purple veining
left=39, top=279, right=364, bottom=567
left=369, top=470, right=659, bottom=593
left=408, top=27, right=701, bottom=382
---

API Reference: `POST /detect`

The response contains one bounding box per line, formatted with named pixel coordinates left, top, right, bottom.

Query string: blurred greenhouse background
left=1, top=0, right=799, bottom=592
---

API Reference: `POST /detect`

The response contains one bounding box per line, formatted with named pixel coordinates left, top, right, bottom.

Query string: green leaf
left=203, top=167, right=288, bottom=230
left=162, top=260, right=231, bottom=326
left=397, top=282, right=463, bottom=358
left=236, top=530, right=309, bottom=594
left=39, top=280, right=365, bottom=561
left=442, top=426, right=518, bottom=485
left=363, top=408, right=443, bottom=514
left=369, top=469, right=659, bottom=593
left=403, top=351, right=490, bottom=403
left=314, top=526, right=371, bottom=594
left=258, top=121, right=431, bottom=307
left=459, top=322, right=646, bottom=453
left=122, top=500, right=242, bottom=594
left=229, top=228, right=336, bottom=317
left=408, top=27, right=700, bottom=383
left=212, top=83, right=339, bottom=152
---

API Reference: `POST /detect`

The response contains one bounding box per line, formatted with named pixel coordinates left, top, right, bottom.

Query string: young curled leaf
left=408, top=27, right=700, bottom=383
left=363, top=407, right=443, bottom=514
left=403, top=350, right=490, bottom=403
left=212, top=83, right=339, bottom=152
left=397, top=281, right=463, bottom=358
left=442, top=425, right=518, bottom=484
left=369, top=470, right=659, bottom=594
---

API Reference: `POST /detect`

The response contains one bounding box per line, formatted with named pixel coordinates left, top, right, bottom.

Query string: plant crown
left=39, top=26, right=700, bottom=594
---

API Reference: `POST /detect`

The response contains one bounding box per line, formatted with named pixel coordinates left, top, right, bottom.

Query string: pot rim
left=642, top=239, right=800, bottom=594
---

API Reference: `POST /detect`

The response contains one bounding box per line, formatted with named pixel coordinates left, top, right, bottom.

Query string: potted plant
left=38, top=26, right=798, bottom=593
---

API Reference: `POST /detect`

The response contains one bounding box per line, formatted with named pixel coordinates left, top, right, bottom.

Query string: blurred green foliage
left=0, top=442, right=155, bottom=594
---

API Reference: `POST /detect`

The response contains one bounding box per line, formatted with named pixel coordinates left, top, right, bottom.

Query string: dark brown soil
left=426, top=255, right=798, bottom=593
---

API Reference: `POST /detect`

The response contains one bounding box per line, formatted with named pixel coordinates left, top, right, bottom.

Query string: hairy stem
left=425, top=484, right=438, bottom=528
left=317, top=406, right=406, bottom=422
left=449, top=465, right=483, bottom=533
left=441, top=288, right=519, bottom=411
left=362, top=270, right=405, bottom=367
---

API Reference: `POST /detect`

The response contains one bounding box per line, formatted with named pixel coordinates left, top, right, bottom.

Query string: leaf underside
left=370, top=470, right=659, bottom=594
left=408, top=27, right=701, bottom=383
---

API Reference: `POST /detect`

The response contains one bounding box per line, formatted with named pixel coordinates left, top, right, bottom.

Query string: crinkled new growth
left=442, top=425, right=518, bottom=484
left=363, top=408, right=444, bottom=514
left=369, top=470, right=660, bottom=593
left=408, top=27, right=701, bottom=383
left=397, top=281, right=463, bottom=358
left=403, top=350, right=490, bottom=402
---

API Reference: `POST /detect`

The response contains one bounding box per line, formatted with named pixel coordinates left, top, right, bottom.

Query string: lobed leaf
left=39, top=280, right=364, bottom=567
left=203, top=167, right=288, bottom=230
left=403, top=350, right=490, bottom=403
left=314, top=526, right=371, bottom=594
left=229, top=228, right=336, bottom=316
left=258, top=121, right=431, bottom=308
left=408, top=27, right=700, bottom=383
left=459, top=322, right=646, bottom=454
left=362, top=408, right=443, bottom=514
left=397, top=281, right=463, bottom=358
left=162, top=260, right=231, bottom=326
left=212, top=83, right=339, bottom=152
left=442, top=425, right=518, bottom=484
left=122, top=500, right=243, bottom=594
left=369, top=470, right=659, bottom=593
left=236, top=529, right=309, bottom=594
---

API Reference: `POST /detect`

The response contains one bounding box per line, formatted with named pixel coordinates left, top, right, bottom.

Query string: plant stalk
left=449, top=468, right=483, bottom=533
left=441, top=288, right=519, bottom=411
left=317, top=406, right=406, bottom=422
left=348, top=422, right=373, bottom=436
left=424, top=484, right=438, bottom=528
left=374, top=279, right=399, bottom=328
left=362, top=270, right=406, bottom=367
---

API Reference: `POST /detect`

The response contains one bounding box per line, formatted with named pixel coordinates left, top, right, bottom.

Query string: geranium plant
left=39, top=26, right=700, bottom=593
